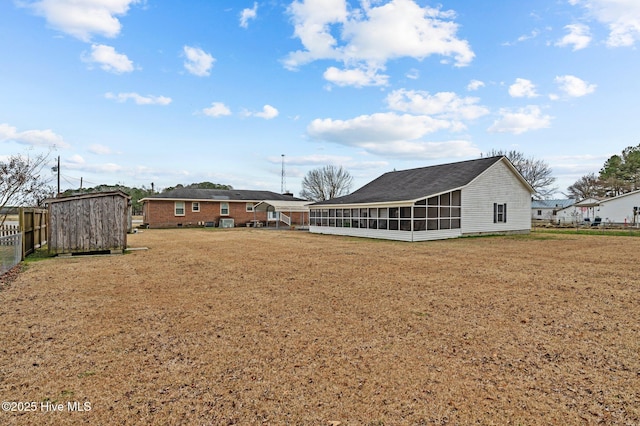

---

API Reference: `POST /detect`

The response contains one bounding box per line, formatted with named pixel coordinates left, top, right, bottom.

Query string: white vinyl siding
left=309, top=159, right=532, bottom=242
left=461, top=161, right=531, bottom=236
left=592, top=190, right=640, bottom=224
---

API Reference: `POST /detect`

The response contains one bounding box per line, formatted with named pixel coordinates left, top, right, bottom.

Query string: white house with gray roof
left=531, top=199, right=575, bottom=221
left=556, top=190, right=640, bottom=225
left=309, top=156, right=534, bottom=242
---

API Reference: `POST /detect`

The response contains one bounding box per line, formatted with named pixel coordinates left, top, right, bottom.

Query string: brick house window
left=221, top=202, right=229, bottom=215
left=246, top=203, right=254, bottom=212
left=192, top=202, right=200, bottom=212
left=175, top=201, right=185, bottom=216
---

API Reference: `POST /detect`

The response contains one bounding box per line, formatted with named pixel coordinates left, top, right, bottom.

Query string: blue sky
left=1, top=0, right=639, bottom=197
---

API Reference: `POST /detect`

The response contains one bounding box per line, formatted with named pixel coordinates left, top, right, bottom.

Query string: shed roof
left=142, top=188, right=305, bottom=202
left=313, top=156, right=530, bottom=206
left=531, top=199, right=575, bottom=209
left=48, top=190, right=131, bottom=204
left=253, top=200, right=310, bottom=212
left=574, top=197, right=604, bottom=207
left=574, top=189, right=640, bottom=207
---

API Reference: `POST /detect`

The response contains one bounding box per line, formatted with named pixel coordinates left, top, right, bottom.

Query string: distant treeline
left=60, top=182, right=232, bottom=214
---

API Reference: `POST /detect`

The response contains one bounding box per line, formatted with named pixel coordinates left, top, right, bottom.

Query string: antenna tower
left=281, top=154, right=286, bottom=193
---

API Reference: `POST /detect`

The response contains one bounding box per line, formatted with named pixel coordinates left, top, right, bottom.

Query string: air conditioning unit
left=219, top=218, right=234, bottom=228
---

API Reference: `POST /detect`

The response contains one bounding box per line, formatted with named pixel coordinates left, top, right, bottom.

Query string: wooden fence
left=20, top=208, right=48, bottom=258
left=0, top=208, right=47, bottom=267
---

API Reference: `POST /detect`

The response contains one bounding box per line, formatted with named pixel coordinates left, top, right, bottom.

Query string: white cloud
left=25, top=0, right=139, bottom=41
left=554, top=75, right=597, bottom=97
left=84, top=44, right=135, bottom=74
left=307, top=112, right=480, bottom=159
left=65, top=161, right=123, bottom=174
left=386, top=89, right=489, bottom=121
left=105, top=92, right=172, bottom=105
left=406, top=68, right=420, bottom=80
left=572, top=0, right=640, bottom=47
left=285, top=0, right=474, bottom=87
left=240, top=2, right=258, bottom=28
left=286, top=0, right=348, bottom=66
left=0, top=123, right=70, bottom=149
left=67, top=154, right=85, bottom=165
left=252, top=105, right=279, bottom=119
left=357, top=139, right=480, bottom=159
left=88, top=144, right=113, bottom=155
left=509, top=78, right=538, bottom=98
left=305, top=86, right=490, bottom=159
left=308, top=113, right=452, bottom=145
left=467, top=79, right=485, bottom=91
left=203, top=102, right=232, bottom=118
left=488, top=106, right=553, bottom=135
left=518, top=29, right=541, bottom=43
left=555, top=23, right=592, bottom=50
left=183, top=46, right=215, bottom=77
left=502, top=29, right=542, bottom=47
left=273, top=154, right=386, bottom=169
left=323, top=66, right=389, bottom=87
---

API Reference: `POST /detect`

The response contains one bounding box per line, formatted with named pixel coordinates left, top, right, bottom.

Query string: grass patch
left=22, top=246, right=55, bottom=264
left=1, top=228, right=638, bottom=425
left=533, top=227, right=640, bottom=237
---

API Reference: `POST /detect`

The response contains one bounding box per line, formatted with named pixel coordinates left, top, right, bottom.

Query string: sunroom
left=310, top=190, right=462, bottom=242
left=308, top=156, right=534, bottom=242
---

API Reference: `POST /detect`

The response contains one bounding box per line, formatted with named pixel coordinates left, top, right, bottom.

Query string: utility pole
left=51, top=156, right=61, bottom=197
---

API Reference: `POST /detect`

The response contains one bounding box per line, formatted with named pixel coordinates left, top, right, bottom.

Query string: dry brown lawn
left=1, top=229, right=639, bottom=425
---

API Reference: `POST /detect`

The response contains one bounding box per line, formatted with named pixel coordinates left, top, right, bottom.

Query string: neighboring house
left=141, top=189, right=308, bottom=228
left=531, top=199, right=575, bottom=221
left=309, top=156, right=534, bottom=242
left=557, top=191, right=640, bottom=225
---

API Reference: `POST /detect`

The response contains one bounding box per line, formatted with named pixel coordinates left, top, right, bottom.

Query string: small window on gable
left=246, top=203, right=254, bottom=212
left=192, top=202, right=200, bottom=212
left=175, top=201, right=185, bottom=216
left=494, top=203, right=507, bottom=223
left=221, top=202, right=229, bottom=215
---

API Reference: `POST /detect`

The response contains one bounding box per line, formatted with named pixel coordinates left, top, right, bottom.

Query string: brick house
left=141, top=188, right=309, bottom=228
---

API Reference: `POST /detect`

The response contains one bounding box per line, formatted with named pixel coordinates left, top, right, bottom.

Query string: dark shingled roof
left=313, top=156, right=509, bottom=205
left=146, top=188, right=305, bottom=202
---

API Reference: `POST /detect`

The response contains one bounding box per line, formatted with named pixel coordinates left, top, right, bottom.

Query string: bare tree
left=565, top=173, right=603, bottom=200
left=300, top=165, right=353, bottom=202
left=0, top=151, right=53, bottom=226
left=484, top=150, right=557, bottom=200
